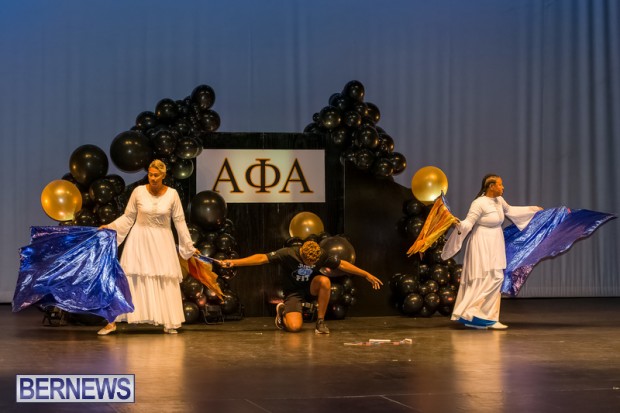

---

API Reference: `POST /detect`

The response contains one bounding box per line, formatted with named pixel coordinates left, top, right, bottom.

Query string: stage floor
left=2, top=298, right=620, bottom=412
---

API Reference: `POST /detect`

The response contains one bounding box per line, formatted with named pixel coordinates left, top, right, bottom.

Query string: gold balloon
left=40, top=180, right=83, bottom=221
left=288, top=212, right=324, bottom=239
left=411, top=166, right=449, bottom=205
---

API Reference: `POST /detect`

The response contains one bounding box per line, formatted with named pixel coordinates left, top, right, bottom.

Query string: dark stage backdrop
left=196, top=132, right=344, bottom=316
left=1, top=1, right=618, bottom=303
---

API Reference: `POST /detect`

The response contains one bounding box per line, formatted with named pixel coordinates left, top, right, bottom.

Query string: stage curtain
left=0, top=0, right=618, bottom=301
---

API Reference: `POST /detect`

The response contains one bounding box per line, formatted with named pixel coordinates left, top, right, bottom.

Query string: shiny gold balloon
left=288, top=212, right=324, bottom=239
left=40, top=180, right=83, bottom=221
left=411, top=166, right=449, bottom=205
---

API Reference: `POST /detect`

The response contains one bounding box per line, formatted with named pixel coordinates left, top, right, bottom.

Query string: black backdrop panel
left=197, top=132, right=343, bottom=316
left=343, top=166, right=417, bottom=316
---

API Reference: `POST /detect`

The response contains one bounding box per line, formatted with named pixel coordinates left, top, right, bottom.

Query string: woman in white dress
left=97, top=160, right=198, bottom=335
left=441, top=174, right=542, bottom=330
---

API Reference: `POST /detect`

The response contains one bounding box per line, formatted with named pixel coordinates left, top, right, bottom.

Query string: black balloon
left=339, top=148, right=357, bottom=166
left=191, top=191, right=227, bottom=231
left=417, top=305, right=436, bottom=317
left=365, top=102, right=381, bottom=124
left=196, top=241, right=217, bottom=257
left=450, top=265, right=463, bottom=284
left=355, top=126, right=380, bottom=149
left=215, top=233, right=236, bottom=253
left=398, top=273, right=420, bottom=296
left=78, top=186, right=95, bottom=209
left=152, top=129, right=177, bottom=157
left=319, top=106, right=341, bottom=130
left=182, top=277, right=203, bottom=299
left=174, top=119, right=192, bottom=136
left=304, top=122, right=322, bottom=134
left=106, top=174, right=125, bottom=196
left=320, top=236, right=356, bottom=263
left=329, top=303, right=347, bottom=320
left=110, top=131, right=152, bottom=172
left=329, top=127, right=351, bottom=147
left=439, top=289, right=456, bottom=306
left=191, top=84, right=216, bottom=111
left=89, top=179, right=115, bottom=205
left=402, top=293, right=424, bottom=315
left=95, top=202, right=120, bottom=225
left=431, top=265, right=450, bottom=285
left=388, top=152, right=407, bottom=175
left=155, top=98, right=178, bottom=123
left=199, top=110, right=220, bottom=132
left=205, top=288, right=222, bottom=304
left=69, top=144, right=109, bottom=186
left=403, top=198, right=425, bottom=216
left=343, top=110, right=362, bottom=128
left=175, top=137, right=201, bottom=160
left=389, top=273, right=404, bottom=293
left=342, top=80, right=365, bottom=102
left=329, top=284, right=344, bottom=304
left=424, top=293, right=441, bottom=311
left=330, top=94, right=352, bottom=112
left=220, top=293, right=240, bottom=315
left=74, top=209, right=99, bottom=227
left=187, top=223, right=204, bottom=244
left=172, top=159, right=194, bottom=180
left=372, top=158, right=394, bottom=179
left=378, top=134, right=395, bottom=154
left=342, top=276, right=354, bottom=292
left=135, top=111, right=157, bottom=131
left=354, top=149, right=375, bottom=171
left=404, top=216, right=424, bottom=239
left=183, top=301, right=200, bottom=323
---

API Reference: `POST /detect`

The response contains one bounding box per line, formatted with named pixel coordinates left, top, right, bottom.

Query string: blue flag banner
left=13, top=226, right=134, bottom=322
left=502, top=208, right=616, bottom=296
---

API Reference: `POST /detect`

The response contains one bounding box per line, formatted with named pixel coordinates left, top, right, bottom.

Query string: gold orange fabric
left=407, top=195, right=457, bottom=257
left=180, top=255, right=224, bottom=299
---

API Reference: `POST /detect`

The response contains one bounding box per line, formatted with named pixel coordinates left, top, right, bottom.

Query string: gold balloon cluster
left=40, top=180, right=83, bottom=221
left=288, top=212, right=324, bottom=238
left=411, top=166, right=449, bottom=205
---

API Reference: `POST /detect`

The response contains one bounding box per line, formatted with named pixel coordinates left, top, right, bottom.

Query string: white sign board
left=196, top=149, right=325, bottom=203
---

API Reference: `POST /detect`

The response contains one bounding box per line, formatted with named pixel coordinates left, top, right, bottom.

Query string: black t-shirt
left=267, top=246, right=340, bottom=290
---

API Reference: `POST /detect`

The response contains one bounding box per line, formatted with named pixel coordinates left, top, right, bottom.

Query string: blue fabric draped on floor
left=502, top=207, right=616, bottom=296
left=13, top=226, right=133, bottom=322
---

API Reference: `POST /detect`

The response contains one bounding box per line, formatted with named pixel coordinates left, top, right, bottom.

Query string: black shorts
left=283, top=287, right=313, bottom=314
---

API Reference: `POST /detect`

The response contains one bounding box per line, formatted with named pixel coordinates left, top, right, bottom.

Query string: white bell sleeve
left=171, top=190, right=195, bottom=260
left=106, top=188, right=138, bottom=246
left=441, top=199, right=483, bottom=260
left=499, top=197, right=540, bottom=230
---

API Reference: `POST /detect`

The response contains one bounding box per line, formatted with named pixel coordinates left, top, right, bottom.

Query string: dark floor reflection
left=2, top=298, right=620, bottom=412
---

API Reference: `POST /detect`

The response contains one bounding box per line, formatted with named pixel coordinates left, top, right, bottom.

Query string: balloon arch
left=40, top=81, right=460, bottom=321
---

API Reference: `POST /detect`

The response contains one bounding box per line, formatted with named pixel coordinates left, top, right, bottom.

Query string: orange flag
left=407, top=193, right=457, bottom=257
left=179, top=255, right=225, bottom=299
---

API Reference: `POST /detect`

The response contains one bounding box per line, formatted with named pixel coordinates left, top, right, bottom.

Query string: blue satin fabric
left=502, top=208, right=616, bottom=296
left=13, top=226, right=134, bottom=322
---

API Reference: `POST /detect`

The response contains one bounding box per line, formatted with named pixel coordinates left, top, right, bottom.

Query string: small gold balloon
left=411, top=166, right=449, bottom=205
left=40, top=180, right=83, bottom=221
left=288, top=212, right=324, bottom=239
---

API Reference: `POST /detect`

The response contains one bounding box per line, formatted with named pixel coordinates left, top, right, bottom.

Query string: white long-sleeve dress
left=441, top=196, right=539, bottom=324
left=107, top=185, right=195, bottom=329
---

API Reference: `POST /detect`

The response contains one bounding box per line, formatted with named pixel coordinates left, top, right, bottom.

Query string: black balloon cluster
left=304, top=80, right=407, bottom=179
left=180, top=190, right=242, bottom=323
left=392, top=198, right=462, bottom=317
left=58, top=84, right=220, bottom=228
left=111, top=84, right=218, bottom=180
left=60, top=144, right=125, bottom=227
left=282, top=232, right=359, bottom=320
